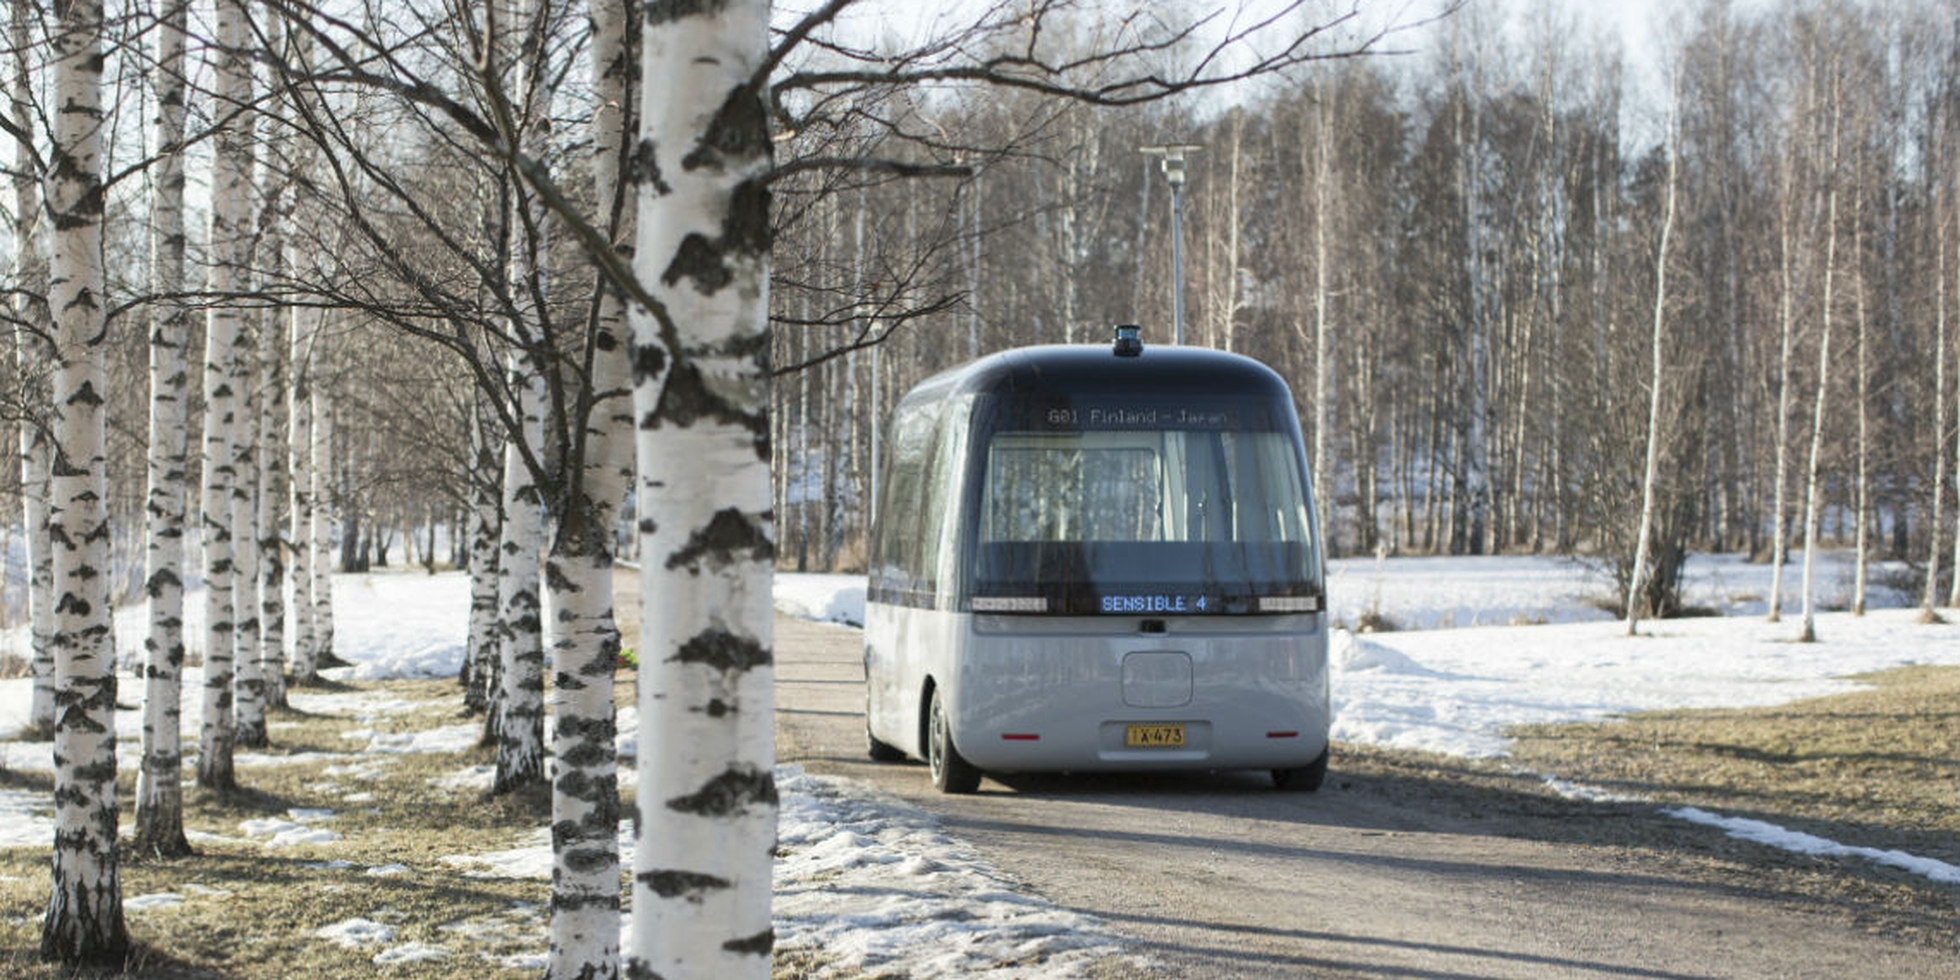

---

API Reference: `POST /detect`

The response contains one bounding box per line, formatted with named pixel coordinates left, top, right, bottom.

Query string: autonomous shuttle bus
left=863, top=326, right=1330, bottom=793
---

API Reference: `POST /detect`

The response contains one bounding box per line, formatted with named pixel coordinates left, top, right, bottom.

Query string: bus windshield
left=968, top=395, right=1319, bottom=614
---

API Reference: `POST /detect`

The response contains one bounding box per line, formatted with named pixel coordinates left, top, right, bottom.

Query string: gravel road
left=772, top=613, right=1956, bottom=980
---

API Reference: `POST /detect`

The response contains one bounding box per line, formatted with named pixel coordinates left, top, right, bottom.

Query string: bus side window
left=921, top=401, right=969, bottom=601
left=878, top=405, right=934, bottom=599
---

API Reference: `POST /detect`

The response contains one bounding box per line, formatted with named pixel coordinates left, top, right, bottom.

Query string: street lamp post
left=1140, top=143, right=1202, bottom=346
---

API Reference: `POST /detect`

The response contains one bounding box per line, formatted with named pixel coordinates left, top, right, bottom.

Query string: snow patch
left=316, top=917, right=397, bottom=948
left=1664, top=807, right=1960, bottom=885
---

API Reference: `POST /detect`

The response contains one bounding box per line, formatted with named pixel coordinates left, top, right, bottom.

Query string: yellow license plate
left=1125, top=724, right=1186, bottom=748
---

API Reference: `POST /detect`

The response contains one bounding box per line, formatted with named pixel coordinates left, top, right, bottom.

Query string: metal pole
left=1140, top=143, right=1201, bottom=347
left=1170, top=180, right=1185, bottom=346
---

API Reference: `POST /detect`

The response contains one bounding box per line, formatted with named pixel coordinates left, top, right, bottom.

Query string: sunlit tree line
left=774, top=0, right=1960, bottom=622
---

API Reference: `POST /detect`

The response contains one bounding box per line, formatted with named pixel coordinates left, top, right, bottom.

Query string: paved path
left=773, top=612, right=1954, bottom=980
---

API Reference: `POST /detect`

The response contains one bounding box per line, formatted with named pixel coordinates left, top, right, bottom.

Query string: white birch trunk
left=629, top=1, right=777, bottom=975
left=1929, top=215, right=1948, bottom=618
left=257, top=24, right=292, bottom=705
left=1627, top=82, right=1678, bottom=636
left=465, top=389, right=503, bottom=714
left=1851, top=181, right=1869, bottom=617
left=1798, top=113, right=1842, bottom=644
left=1768, top=183, right=1798, bottom=622
left=311, top=384, right=335, bottom=664
left=1949, top=163, right=1959, bottom=610
left=1310, top=89, right=1335, bottom=541
left=258, top=295, right=289, bottom=709
left=9, top=0, right=55, bottom=736
left=233, top=331, right=265, bottom=748
left=493, top=348, right=548, bottom=794
left=544, top=7, right=635, bottom=961
left=40, top=0, right=129, bottom=959
left=198, top=0, right=254, bottom=791
left=288, top=311, right=317, bottom=682
left=1455, top=41, right=1492, bottom=556
left=134, top=0, right=193, bottom=858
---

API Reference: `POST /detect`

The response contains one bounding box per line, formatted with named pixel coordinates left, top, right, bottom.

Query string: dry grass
left=1503, top=664, right=1959, bottom=863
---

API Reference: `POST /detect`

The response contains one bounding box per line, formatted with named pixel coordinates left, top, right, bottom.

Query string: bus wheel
left=927, top=689, right=982, bottom=794
left=1271, top=747, right=1329, bottom=791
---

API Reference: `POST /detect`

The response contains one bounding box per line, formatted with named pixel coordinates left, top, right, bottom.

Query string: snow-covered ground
left=2, top=552, right=1957, bottom=974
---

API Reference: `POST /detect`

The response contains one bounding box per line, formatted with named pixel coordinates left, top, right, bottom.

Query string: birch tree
left=628, top=1, right=777, bottom=973
left=463, top=388, right=502, bottom=713
left=1796, top=46, right=1842, bottom=645
left=232, top=329, right=266, bottom=747
left=39, top=0, right=129, bottom=959
left=288, top=312, right=318, bottom=681
left=1627, top=66, right=1681, bottom=636
left=311, top=380, right=335, bottom=663
left=543, top=2, right=637, bottom=973
left=485, top=0, right=555, bottom=798
left=198, top=0, right=256, bottom=791
left=133, top=0, right=194, bottom=857
left=1922, top=195, right=1946, bottom=620
left=9, top=0, right=55, bottom=737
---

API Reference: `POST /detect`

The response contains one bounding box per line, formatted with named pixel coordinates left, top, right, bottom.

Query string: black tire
left=927, top=687, right=982, bottom=794
left=1271, top=746, right=1330, bottom=791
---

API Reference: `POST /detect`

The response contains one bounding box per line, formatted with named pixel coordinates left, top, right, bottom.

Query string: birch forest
left=0, top=0, right=1955, bottom=975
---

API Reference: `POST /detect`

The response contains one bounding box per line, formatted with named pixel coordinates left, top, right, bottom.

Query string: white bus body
left=864, top=335, right=1330, bottom=792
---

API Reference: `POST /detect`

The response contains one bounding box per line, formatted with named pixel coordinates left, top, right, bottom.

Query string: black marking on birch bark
left=643, top=0, right=729, bottom=28
left=65, top=379, right=105, bottom=408
left=632, top=343, right=668, bottom=386
left=665, top=764, right=776, bottom=817
left=723, top=929, right=775, bottom=957
left=622, top=957, right=665, bottom=980
left=637, top=868, right=730, bottom=902
left=661, top=233, right=729, bottom=293
left=630, top=138, right=671, bottom=195
left=658, top=178, right=771, bottom=298
left=683, top=86, right=769, bottom=175
left=549, top=889, right=621, bottom=914
left=664, top=508, right=772, bottom=572
left=545, top=561, right=579, bottom=596
left=669, top=628, right=771, bottom=675
left=698, top=698, right=730, bottom=718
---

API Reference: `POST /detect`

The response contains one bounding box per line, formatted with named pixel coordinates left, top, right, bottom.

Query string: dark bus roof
left=916, top=343, right=1297, bottom=403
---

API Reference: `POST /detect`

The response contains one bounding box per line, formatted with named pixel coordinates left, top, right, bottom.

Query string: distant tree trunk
left=1798, top=93, right=1843, bottom=645
left=40, top=0, right=130, bottom=961
left=1311, top=94, right=1334, bottom=548
left=627, top=1, right=777, bottom=975
left=1850, top=179, right=1869, bottom=617
left=1767, top=168, right=1799, bottom=622
left=311, top=387, right=335, bottom=663
left=134, top=0, right=193, bottom=858
left=258, top=286, right=289, bottom=709
left=1454, top=46, right=1492, bottom=557
left=9, top=0, right=54, bottom=737
left=1923, top=204, right=1946, bottom=619
left=233, top=332, right=266, bottom=749
left=1627, top=83, right=1679, bottom=636
left=198, top=0, right=255, bottom=791
left=288, top=310, right=318, bottom=682
left=1949, top=174, right=1960, bottom=611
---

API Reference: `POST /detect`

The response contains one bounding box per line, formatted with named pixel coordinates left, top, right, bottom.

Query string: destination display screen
left=981, top=392, right=1285, bottom=435
left=1033, top=402, right=1241, bottom=431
